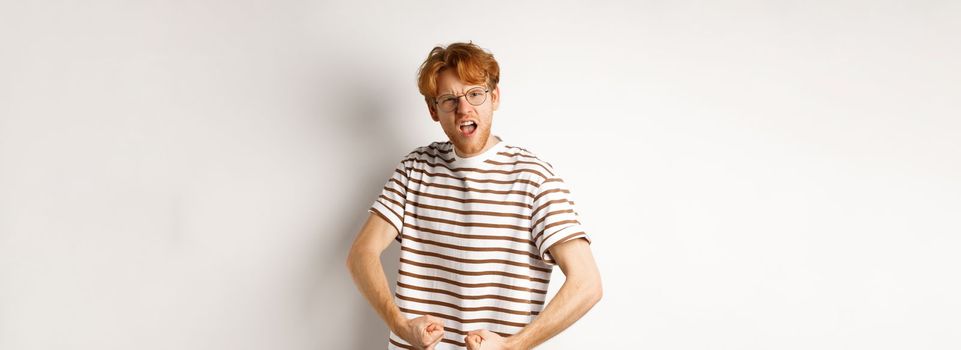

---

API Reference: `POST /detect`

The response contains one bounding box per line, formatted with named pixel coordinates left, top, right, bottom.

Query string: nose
left=455, top=95, right=473, bottom=115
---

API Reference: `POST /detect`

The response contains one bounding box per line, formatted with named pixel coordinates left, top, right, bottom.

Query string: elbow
left=345, top=247, right=375, bottom=273
left=586, top=272, right=603, bottom=306
left=590, top=278, right=603, bottom=306
left=570, top=271, right=603, bottom=307
left=345, top=248, right=359, bottom=272
left=571, top=272, right=602, bottom=307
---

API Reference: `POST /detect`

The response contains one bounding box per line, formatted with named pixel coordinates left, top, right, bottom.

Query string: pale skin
left=428, top=69, right=501, bottom=158
left=346, top=68, right=602, bottom=349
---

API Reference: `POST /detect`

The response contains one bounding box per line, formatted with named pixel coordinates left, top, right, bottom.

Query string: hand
left=399, top=315, right=445, bottom=350
left=465, top=329, right=510, bottom=350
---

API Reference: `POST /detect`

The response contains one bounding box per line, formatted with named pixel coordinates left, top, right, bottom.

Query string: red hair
left=417, top=42, right=500, bottom=104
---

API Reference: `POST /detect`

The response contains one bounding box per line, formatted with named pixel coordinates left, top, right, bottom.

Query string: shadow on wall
left=303, top=55, right=408, bottom=349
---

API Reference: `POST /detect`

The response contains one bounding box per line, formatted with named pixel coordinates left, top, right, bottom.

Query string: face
left=428, top=69, right=500, bottom=157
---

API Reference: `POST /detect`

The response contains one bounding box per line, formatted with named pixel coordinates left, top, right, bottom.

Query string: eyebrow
left=438, top=86, right=486, bottom=96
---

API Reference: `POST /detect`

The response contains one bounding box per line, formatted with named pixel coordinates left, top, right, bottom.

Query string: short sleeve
left=368, top=160, right=410, bottom=243
left=530, top=176, right=590, bottom=264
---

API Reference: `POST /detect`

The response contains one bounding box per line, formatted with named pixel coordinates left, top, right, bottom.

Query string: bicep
left=349, top=212, right=399, bottom=256
left=548, top=238, right=600, bottom=282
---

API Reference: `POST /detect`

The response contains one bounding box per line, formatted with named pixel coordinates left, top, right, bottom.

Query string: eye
left=468, top=90, right=485, bottom=98
left=438, top=96, right=455, bottom=103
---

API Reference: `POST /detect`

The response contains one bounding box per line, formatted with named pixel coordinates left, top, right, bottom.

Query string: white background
left=1, top=1, right=959, bottom=349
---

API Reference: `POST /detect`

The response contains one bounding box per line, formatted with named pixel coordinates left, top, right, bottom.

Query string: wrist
left=505, top=335, right=528, bottom=350
left=386, top=311, right=409, bottom=336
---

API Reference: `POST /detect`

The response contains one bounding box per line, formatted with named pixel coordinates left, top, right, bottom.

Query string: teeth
left=460, top=121, right=476, bottom=126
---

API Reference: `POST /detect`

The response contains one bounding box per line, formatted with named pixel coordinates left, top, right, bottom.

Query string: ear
left=491, top=86, right=500, bottom=111
left=426, top=98, right=439, bottom=122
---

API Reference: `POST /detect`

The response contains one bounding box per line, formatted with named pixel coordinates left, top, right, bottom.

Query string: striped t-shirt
left=368, top=135, right=591, bottom=350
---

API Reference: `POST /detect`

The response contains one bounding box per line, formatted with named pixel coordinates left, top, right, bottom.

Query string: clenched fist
left=465, top=329, right=510, bottom=350
left=398, top=315, right=446, bottom=350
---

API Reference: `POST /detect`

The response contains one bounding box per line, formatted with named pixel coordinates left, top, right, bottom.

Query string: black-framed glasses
left=434, top=87, right=489, bottom=112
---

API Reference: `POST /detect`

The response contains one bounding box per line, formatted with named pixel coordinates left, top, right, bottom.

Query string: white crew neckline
left=449, top=135, right=504, bottom=168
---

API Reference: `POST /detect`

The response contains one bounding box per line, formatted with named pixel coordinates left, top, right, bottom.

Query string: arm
left=346, top=213, right=446, bottom=350
left=508, top=238, right=603, bottom=349
left=465, top=237, right=603, bottom=350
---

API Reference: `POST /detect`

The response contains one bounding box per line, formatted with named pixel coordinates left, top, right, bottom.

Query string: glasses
left=434, top=87, right=490, bottom=113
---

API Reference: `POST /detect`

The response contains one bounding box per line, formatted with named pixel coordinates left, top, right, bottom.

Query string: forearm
left=509, top=279, right=601, bottom=349
left=508, top=275, right=602, bottom=349
left=346, top=250, right=406, bottom=334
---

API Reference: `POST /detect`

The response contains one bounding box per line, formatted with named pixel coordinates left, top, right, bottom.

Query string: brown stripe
left=408, top=188, right=532, bottom=209
left=372, top=201, right=403, bottom=227
left=401, top=234, right=541, bottom=261
left=534, top=220, right=581, bottom=243
left=404, top=222, right=534, bottom=246
left=439, top=328, right=511, bottom=338
left=543, top=219, right=580, bottom=232
left=497, top=151, right=547, bottom=163
left=533, top=187, right=570, bottom=202
left=539, top=231, right=588, bottom=255
left=533, top=176, right=567, bottom=190
left=485, top=157, right=555, bottom=177
left=504, top=145, right=534, bottom=154
left=495, top=151, right=546, bottom=163
left=410, top=149, right=454, bottom=163
left=383, top=185, right=406, bottom=199
left=405, top=211, right=530, bottom=233
left=399, top=306, right=530, bottom=329
left=503, top=146, right=554, bottom=169
left=391, top=326, right=510, bottom=343
left=439, top=338, right=467, bottom=347
left=426, top=143, right=454, bottom=162
left=532, top=209, right=575, bottom=229
left=400, top=257, right=549, bottom=284
left=532, top=198, right=574, bottom=218
left=408, top=200, right=530, bottom=220
left=399, top=269, right=548, bottom=294
left=411, top=167, right=539, bottom=186
left=378, top=194, right=404, bottom=209
left=535, top=219, right=580, bottom=240
left=402, top=246, right=552, bottom=274
left=397, top=282, right=545, bottom=305
left=396, top=292, right=539, bottom=316
left=388, top=169, right=409, bottom=181
left=388, top=178, right=408, bottom=192
left=408, top=177, right=535, bottom=199
left=408, top=158, right=548, bottom=180
left=389, top=338, right=413, bottom=349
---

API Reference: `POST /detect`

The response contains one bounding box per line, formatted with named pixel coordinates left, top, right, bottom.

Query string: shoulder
left=495, top=143, right=559, bottom=180
left=401, top=141, right=455, bottom=163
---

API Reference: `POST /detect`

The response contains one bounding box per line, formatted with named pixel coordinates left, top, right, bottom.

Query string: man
left=346, top=42, right=602, bottom=350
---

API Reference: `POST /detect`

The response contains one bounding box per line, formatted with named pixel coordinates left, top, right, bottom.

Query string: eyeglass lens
left=436, top=88, right=487, bottom=112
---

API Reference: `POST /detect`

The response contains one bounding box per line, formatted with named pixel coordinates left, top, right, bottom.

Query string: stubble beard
left=448, top=123, right=491, bottom=157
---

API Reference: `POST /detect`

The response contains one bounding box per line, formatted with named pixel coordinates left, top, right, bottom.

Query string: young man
left=346, top=42, right=602, bottom=350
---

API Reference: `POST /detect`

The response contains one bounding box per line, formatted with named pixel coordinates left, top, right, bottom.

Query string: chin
left=446, top=126, right=490, bottom=154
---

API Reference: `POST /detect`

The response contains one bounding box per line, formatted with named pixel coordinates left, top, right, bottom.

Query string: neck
left=454, top=135, right=499, bottom=158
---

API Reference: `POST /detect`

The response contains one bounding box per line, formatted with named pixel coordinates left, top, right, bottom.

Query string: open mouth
left=459, top=120, right=477, bottom=136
